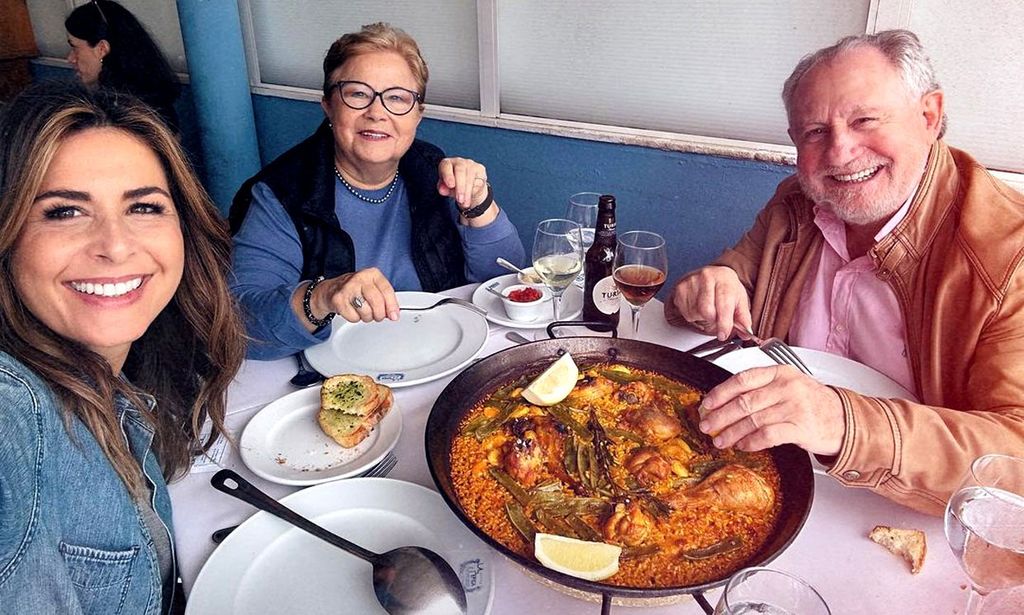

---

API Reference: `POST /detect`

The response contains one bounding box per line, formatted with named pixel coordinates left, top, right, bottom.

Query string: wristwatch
left=460, top=182, right=494, bottom=219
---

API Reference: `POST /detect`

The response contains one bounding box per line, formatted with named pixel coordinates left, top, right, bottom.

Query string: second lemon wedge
left=521, top=352, right=578, bottom=406
left=534, top=533, right=621, bottom=581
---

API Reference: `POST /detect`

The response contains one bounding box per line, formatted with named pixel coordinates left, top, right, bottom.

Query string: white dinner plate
left=471, top=274, right=583, bottom=328
left=714, top=346, right=918, bottom=401
left=239, top=386, right=402, bottom=486
left=186, top=478, right=495, bottom=615
left=304, top=291, right=489, bottom=387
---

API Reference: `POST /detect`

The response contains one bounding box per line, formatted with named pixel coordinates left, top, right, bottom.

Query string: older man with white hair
left=667, top=30, right=1024, bottom=515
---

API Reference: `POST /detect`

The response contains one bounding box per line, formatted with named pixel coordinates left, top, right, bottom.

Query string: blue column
left=175, top=0, right=260, bottom=215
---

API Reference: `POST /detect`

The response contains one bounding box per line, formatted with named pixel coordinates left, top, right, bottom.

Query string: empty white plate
left=187, top=478, right=494, bottom=614
left=304, top=291, right=489, bottom=387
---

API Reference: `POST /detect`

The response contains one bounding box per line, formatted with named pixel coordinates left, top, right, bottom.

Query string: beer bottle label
left=592, top=276, right=621, bottom=315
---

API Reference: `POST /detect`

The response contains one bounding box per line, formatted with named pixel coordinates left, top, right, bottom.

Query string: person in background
left=65, top=0, right=180, bottom=131
left=0, top=83, right=245, bottom=613
left=229, top=22, right=524, bottom=360
left=666, top=30, right=1024, bottom=515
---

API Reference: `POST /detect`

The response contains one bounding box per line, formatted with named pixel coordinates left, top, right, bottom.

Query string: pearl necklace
left=334, top=167, right=399, bottom=204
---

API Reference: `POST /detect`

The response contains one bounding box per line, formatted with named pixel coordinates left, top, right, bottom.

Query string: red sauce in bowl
left=507, top=287, right=542, bottom=303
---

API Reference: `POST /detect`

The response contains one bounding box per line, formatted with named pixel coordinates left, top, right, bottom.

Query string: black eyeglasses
left=329, top=80, right=423, bottom=116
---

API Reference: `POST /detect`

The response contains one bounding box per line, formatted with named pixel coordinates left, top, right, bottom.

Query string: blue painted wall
left=252, top=94, right=794, bottom=294
left=28, top=63, right=795, bottom=296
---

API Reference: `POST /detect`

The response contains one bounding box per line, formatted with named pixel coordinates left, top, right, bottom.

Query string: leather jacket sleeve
left=830, top=267, right=1024, bottom=515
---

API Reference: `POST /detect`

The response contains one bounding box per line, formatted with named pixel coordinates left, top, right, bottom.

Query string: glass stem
left=964, top=588, right=988, bottom=615
left=551, top=290, right=564, bottom=321
left=630, top=305, right=642, bottom=337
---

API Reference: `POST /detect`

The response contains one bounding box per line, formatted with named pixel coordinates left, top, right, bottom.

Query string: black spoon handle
left=210, top=524, right=238, bottom=543
left=210, top=469, right=380, bottom=563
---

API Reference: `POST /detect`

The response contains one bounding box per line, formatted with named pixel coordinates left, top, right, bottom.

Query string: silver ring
left=350, top=296, right=365, bottom=309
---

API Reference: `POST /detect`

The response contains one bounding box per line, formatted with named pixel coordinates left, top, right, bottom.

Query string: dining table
left=169, top=283, right=1023, bottom=614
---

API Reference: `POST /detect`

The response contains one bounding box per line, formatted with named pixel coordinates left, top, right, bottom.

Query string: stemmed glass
left=612, top=231, right=667, bottom=338
left=532, top=218, right=584, bottom=322
left=944, top=453, right=1024, bottom=615
left=714, top=567, right=830, bottom=614
left=565, top=192, right=600, bottom=288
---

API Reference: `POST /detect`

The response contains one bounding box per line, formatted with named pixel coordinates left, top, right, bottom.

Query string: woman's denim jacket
left=0, top=351, right=174, bottom=614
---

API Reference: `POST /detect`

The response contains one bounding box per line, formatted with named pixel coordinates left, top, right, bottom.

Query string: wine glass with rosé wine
left=532, top=218, right=584, bottom=322
left=612, top=231, right=667, bottom=338
left=944, top=454, right=1024, bottom=615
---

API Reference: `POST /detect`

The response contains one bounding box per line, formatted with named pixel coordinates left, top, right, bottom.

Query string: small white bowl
left=517, top=266, right=545, bottom=286
left=500, top=284, right=551, bottom=322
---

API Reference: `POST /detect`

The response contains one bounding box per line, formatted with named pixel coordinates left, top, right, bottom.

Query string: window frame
left=236, top=0, right=934, bottom=168
left=39, top=0, right=1021, bottom=190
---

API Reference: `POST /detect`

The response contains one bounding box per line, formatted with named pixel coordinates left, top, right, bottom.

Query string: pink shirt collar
left=788, top=183, right=923, bottom=396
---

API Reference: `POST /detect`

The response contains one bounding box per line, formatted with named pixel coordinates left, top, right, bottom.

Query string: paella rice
left=450, top=361, right=783, bottom=588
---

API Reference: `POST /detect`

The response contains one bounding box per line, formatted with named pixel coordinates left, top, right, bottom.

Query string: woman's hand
left=437, top=157, right=498, bottom=225
left=697, top=366, right=846, bottom=456
left=302, top=267, right=400, bottom=328
left=669, top=266, right=752, bottom=340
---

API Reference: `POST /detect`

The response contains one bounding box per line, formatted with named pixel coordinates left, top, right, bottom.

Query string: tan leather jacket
left=670, top=142, right=1024, bottom=515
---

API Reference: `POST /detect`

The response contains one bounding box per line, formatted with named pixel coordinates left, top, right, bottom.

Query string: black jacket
left=229, top=121, right=466, bottom=291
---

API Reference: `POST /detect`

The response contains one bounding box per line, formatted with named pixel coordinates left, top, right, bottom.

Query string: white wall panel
left=25, top=0, right=70, bottom=60
left=497, top=1, right=869, bottom=145
left=909, top=0, right=1024, bottom=172
left=248, top=0, right=479, bottom=109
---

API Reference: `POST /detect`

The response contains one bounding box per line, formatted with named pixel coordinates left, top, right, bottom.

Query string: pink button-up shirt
left=788, top=200, right=917, bottom=396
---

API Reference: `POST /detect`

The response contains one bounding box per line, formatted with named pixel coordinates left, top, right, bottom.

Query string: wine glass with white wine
left=944, top=453, right=1024, bottom=615
left=532, top=218, right=584, bottom=322
left=714, top=567, right=830, bottom=615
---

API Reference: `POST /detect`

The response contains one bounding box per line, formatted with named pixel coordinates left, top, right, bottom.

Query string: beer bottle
left=582, top=194, right=620, bottom=331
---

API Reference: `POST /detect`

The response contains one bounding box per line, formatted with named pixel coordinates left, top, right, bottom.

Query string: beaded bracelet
left=303, top=276, right=335, bottom=329
left=459, top=182, right=494, bottom=219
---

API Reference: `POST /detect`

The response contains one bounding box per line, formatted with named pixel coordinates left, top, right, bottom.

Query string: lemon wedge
left=521, top=353, right=578, bottom=406
left=534, top=533, right=621, bottom=581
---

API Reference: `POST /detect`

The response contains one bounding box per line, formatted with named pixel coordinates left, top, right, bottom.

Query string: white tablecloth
left=169, top=286, right=1023, bottom=614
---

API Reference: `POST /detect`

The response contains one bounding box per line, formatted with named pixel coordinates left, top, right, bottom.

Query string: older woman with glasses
left=230, top=22, right=524, bottom=360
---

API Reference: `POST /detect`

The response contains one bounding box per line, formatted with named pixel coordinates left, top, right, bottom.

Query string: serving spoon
left=211, top=469, right=467, bottom=615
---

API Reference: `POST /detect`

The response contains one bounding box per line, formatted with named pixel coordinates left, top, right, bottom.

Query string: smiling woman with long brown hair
left=0, top=83, right=245, bottom=614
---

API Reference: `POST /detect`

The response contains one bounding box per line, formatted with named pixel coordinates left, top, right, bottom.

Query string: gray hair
left=782, top=29, right=946, bottom=138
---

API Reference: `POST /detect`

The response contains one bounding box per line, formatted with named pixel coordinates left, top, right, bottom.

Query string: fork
left=759, top=337, right=814, bottom=375
left=401, top=296, right=486, bottom=317
left=731, top=326, right=814, bottom=375
left=209, top=452, right=399, bottom=543
left=361, top=451, right=398, bottom=478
